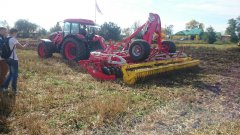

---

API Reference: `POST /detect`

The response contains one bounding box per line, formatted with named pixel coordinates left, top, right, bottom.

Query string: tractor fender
left=39, top=39, right=55, bottom=53
left=39, top=39, right=54, bottom=47
left=92, top=35, right=107, bottom=50
left=40, top=39, right=52, bottom=43
left=63, top=34, right=86, bottom=43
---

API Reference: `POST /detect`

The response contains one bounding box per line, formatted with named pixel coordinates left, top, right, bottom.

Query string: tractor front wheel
left=37, top=42, right=53, bottom=58
left=61, top=38, right=89, bottom=61
left=129, top=40, right=151, bottom=62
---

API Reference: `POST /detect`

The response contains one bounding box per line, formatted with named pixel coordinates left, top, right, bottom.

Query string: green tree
left=0, top=20, right=10, bottom=30
left=14, top=19, right=38, bottom=38
left=164, top=25, right=174, bottom=38
left=122, top=28, right=132, bottom=37
left=50, top=22, right=62, bottom=33
left=202, top=32, right=208, bottom=42
left=99, top=22, right=121, bottom=41
left=186, top=20, right=204, bottom=30
left=225, top=18, right=239, bottom=43
left=38, top=28, right=47, bottom=36
left=236, top=16, right=240, bottom=39
left=132, top=21, right=141, bottom=31
left=206, top=26, right=217, bottom=44
left=131, top=21, right=142, bottom=39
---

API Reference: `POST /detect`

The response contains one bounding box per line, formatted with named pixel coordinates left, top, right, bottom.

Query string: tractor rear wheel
left=129, top=40, right=151, bottom=62
left=37, top=42, right=53, bottom=58
left=161, top=41, right=176, bottom=53
left=61, top=38, right=89, bottom=61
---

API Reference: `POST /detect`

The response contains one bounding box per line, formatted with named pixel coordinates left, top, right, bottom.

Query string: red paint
left=93, top=35, right=107, bottom=50
left=86, top=66, right=116, bottom=80
left=40, top=13, right=185, bottom=81
left=39, top=43, right=45, bottom=58
left=76, top=34, right=85, bottom=39
left=78, top=13, right=175, bottom=80
left=51, top=32, right=63, bottom=45
left=65, top=42, right=76, bottom=60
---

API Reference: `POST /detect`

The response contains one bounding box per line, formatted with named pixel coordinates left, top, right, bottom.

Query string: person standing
left=0, top=27, right=9, bottom=85
left=1, top=28, right=28, bottom=92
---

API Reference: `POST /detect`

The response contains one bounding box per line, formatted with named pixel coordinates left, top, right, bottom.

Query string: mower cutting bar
left=121, top=57, right=200, bottom=84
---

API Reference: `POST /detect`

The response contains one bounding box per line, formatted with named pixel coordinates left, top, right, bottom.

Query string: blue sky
left=0, top=0, right=239, bottom=34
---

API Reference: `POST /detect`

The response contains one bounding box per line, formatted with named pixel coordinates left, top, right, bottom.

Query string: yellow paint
left=121, top=57, right=200, bottom=84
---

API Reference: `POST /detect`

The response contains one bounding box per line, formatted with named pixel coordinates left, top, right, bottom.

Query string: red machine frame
left=79, top=13, right=183, bottom=81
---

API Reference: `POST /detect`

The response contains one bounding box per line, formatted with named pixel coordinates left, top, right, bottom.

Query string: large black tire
left=61, top=38, right=89, bottom=61
left=37, top=42, right=53, bottom=58
left=129, top=40, right=151, bottom=62
left=162, top=41, right=176, bottom=53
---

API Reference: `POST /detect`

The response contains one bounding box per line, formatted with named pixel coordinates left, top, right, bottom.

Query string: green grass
left=0, top=44, right=240, bottom=134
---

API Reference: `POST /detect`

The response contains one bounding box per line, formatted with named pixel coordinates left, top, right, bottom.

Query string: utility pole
left=95, top=0, right=97, bottom=23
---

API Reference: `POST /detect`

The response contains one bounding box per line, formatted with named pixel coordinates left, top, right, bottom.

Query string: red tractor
left=38, top=19, right=106, bottom=61
left=38, top=13, right=199, bottom=84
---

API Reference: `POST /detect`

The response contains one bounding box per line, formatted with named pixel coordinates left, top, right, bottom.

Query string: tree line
left=0, top=16, right=239, bottom=44
left=0, top=19, right=63, bottom=38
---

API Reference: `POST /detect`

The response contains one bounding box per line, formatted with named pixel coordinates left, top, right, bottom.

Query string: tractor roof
left=64, top=19, right=95, bottom=25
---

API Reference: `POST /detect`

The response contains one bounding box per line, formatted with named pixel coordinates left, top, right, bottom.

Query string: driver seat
left=79, top=28, right=87, bottom=36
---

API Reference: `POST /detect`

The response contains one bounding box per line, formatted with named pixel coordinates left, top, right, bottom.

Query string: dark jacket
left=0, top=34, right=6, bottom=45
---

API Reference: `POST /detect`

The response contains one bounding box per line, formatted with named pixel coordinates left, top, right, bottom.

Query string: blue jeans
left=2, top=59, right=18, bottom=91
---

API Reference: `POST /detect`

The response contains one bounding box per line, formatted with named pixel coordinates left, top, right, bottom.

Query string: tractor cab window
left=88, top=26, right=100, bottom=34
left=79, top=25, right=87, bottom=36
left=64, top=22, right=71, bottom=36
left=71, top=23, right=80, bottom=34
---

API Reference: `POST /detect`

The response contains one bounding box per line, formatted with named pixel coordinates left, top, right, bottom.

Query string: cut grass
left=0, top=44, right=239, bottom=134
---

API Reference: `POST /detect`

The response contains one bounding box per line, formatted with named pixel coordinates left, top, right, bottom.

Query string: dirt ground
left=128, top=45, right=240, bottom=134
left=0, top=44, right=240, bottom=135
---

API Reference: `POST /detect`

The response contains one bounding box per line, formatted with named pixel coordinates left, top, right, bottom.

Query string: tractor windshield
left=88, top=25, right=100, bottom=34
left=63, top=21, right=99, bottom=37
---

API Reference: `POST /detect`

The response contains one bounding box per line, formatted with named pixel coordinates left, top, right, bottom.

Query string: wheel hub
left=65, top=42, right=77, bottom=60
left=132, top=44, right=142, bottom=57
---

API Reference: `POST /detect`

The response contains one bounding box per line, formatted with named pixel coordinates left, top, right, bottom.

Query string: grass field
left=0, top=43, right=240, bottom=134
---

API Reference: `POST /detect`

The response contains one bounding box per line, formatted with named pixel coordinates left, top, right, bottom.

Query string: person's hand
left=23, top=42, right=29, bottom=47
left=24, top=39, right=30, bottom=46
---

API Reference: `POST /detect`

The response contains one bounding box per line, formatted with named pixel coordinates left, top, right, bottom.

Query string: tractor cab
left=63, top=19, right=98, bottom=38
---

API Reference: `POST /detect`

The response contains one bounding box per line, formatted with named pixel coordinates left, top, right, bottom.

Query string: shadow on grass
left=193, top=81, right=221, bottom=95
left=61, top=59, right=87, bottom=73
left=127, top=66, right=223, bottom=95
left=0, top=91, right=16, bottom=134
left=46, top=54, right=88, bottom=74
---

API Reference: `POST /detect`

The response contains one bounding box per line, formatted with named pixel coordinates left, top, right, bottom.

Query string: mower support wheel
left=162, top=41, right=176, bottom=53
left=129, top=40, right=151, bottom=62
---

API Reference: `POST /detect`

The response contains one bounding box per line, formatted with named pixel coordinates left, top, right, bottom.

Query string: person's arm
left=15, top=39, right=29, bottom=48
left=16, top=42, right=28, bottom=48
